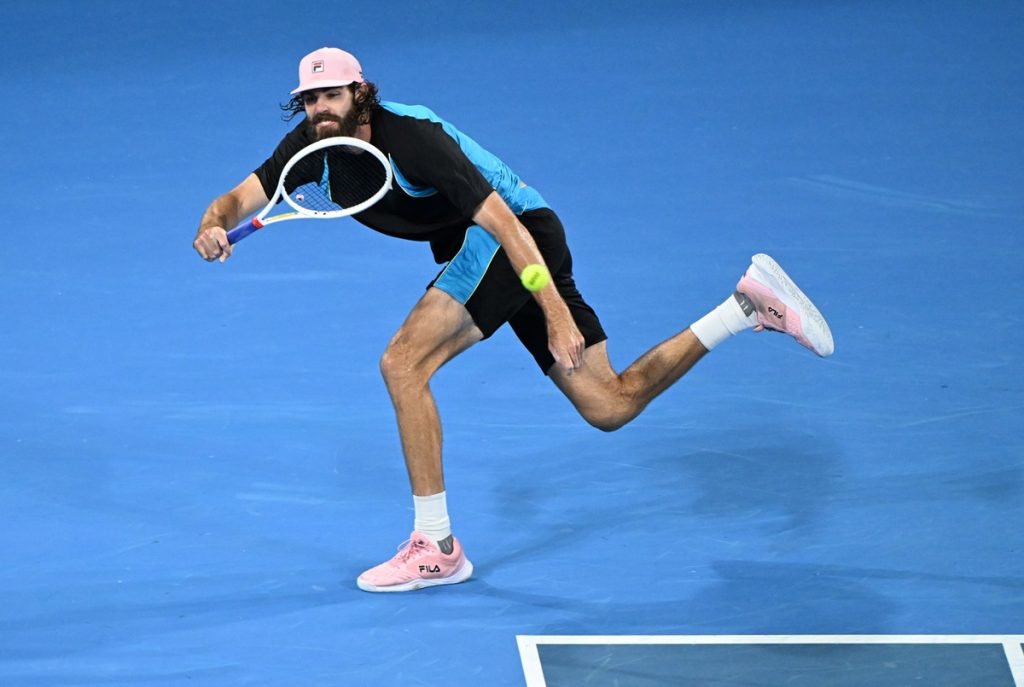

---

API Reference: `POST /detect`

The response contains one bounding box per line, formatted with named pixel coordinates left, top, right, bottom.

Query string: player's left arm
left=473, top=191, right=585, bottom=371
left=387, top=114, right=584, bottom=370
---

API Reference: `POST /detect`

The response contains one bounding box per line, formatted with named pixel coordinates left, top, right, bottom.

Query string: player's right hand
left=193, top=227, right=233, bottom=263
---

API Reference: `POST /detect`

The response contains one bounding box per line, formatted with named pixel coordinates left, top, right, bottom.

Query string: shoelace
left=395, top=538, right=432, bottom=564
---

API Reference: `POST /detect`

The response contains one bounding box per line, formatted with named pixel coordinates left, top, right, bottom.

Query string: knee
left=580, top=392, right=638, bottom=433
left=379, top=341, right=424, bottom=390
left=585, top=410, right=629, bottom=433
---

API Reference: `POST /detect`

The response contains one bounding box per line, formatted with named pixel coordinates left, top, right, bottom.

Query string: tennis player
left=193, top=47, right=834, bottom=593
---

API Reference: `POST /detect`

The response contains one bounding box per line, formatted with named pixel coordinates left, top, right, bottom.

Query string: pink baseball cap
left=291, top=47, right=364, bottom=95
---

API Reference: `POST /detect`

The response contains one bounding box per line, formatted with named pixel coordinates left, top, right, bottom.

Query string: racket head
left=270, top=136, right=392, bottom=222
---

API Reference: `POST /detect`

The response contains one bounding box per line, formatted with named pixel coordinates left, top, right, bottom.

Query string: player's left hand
left=547, top=314, right=586, bottom=374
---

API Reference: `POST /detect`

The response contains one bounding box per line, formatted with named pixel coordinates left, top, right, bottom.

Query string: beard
left=308, top=107, right=361, bottom=140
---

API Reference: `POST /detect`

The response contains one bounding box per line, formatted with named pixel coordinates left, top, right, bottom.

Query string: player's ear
left=352, top=82, right=377, bottom=125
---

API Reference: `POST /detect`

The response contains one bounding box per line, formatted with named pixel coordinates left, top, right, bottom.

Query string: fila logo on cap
left=312, top=60, right=325, bottom=73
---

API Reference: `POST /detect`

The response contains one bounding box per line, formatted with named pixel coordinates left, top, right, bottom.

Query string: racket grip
left=226, top=217, right=264, bottom=245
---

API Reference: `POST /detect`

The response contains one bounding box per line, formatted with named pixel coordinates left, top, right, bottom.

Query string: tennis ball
left=520, top=263, right=550, bottom=292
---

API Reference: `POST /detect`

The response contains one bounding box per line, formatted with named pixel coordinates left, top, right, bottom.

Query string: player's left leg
left=549, top=253, right=834, bottom=431
left=549, top=335, right=707, bottom=432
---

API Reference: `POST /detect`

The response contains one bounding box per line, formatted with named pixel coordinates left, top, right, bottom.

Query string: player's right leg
left=356, top=528, right=474, bottom=593
left=359, top=218, right=546, bottom=593
left=359, top=286, right=482, bottom=593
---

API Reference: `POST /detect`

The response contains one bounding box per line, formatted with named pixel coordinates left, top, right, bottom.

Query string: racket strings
left=284, top=145, right=388, bottom=215
left=284, top=153, right=340, bottom=213
left=324, top=147, right=389, bottom=209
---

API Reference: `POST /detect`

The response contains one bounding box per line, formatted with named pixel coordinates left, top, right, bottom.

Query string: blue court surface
left=1, top=1, right=1022, bottom=685
left=520, top=635, right=1024, bottom=686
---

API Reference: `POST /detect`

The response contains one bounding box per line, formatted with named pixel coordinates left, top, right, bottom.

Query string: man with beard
left=193, top=47, right=835, bottom=593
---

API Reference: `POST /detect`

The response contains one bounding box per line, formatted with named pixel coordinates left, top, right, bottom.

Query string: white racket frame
left=259, top=135, right=392, bottom=225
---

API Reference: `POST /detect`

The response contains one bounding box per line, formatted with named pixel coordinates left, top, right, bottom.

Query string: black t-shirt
left=253, top=101, right=548, bottom=262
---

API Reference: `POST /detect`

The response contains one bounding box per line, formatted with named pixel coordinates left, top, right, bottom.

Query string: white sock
left=413, top=491, right=451, bottom=543
left=690, top=294, right=757, bottom=351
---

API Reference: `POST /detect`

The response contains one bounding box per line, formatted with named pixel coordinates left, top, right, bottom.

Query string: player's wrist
left=540, top=297, right=573, bottom=328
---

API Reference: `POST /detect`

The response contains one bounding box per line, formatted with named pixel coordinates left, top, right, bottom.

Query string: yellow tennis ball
left=520, top=263, right=550, bottom=292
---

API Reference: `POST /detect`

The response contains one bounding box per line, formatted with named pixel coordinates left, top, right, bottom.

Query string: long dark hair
left=280, top=81, right=380, bottom=122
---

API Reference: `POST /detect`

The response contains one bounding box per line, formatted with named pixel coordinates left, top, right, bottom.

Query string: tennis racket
left=226, top=136, right=392, bottom=245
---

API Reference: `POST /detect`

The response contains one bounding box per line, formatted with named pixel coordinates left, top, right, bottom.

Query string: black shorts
left=430, top=208, right=607, bottom=374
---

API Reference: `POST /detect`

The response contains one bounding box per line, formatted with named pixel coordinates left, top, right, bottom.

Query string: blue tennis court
left=1, top=1, right=1021, bottom=685
left=521, top=636, right=1024, bottom=685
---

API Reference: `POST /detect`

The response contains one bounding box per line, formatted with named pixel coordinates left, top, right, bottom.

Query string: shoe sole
left=356, top=559, right=474, bottom=593
left=750, top=253, right=835, bottom=357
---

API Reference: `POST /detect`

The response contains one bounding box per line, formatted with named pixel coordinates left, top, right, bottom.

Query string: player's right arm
left=193, top=173, right=270, bottom=263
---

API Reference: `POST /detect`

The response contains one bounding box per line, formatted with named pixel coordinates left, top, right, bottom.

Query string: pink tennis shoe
left=356, top=532, right=473, bottom=593
left=737, top=253, right=835, bottom=357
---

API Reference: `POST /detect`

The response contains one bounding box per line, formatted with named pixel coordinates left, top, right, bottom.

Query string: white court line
left=516, top=636, right=546, bottom=687
left=1005, top=641, right=1024, bottom=686
left=520, top=634, right=1024, bottom=645
left=516, top=635, right=1024, bottom=687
